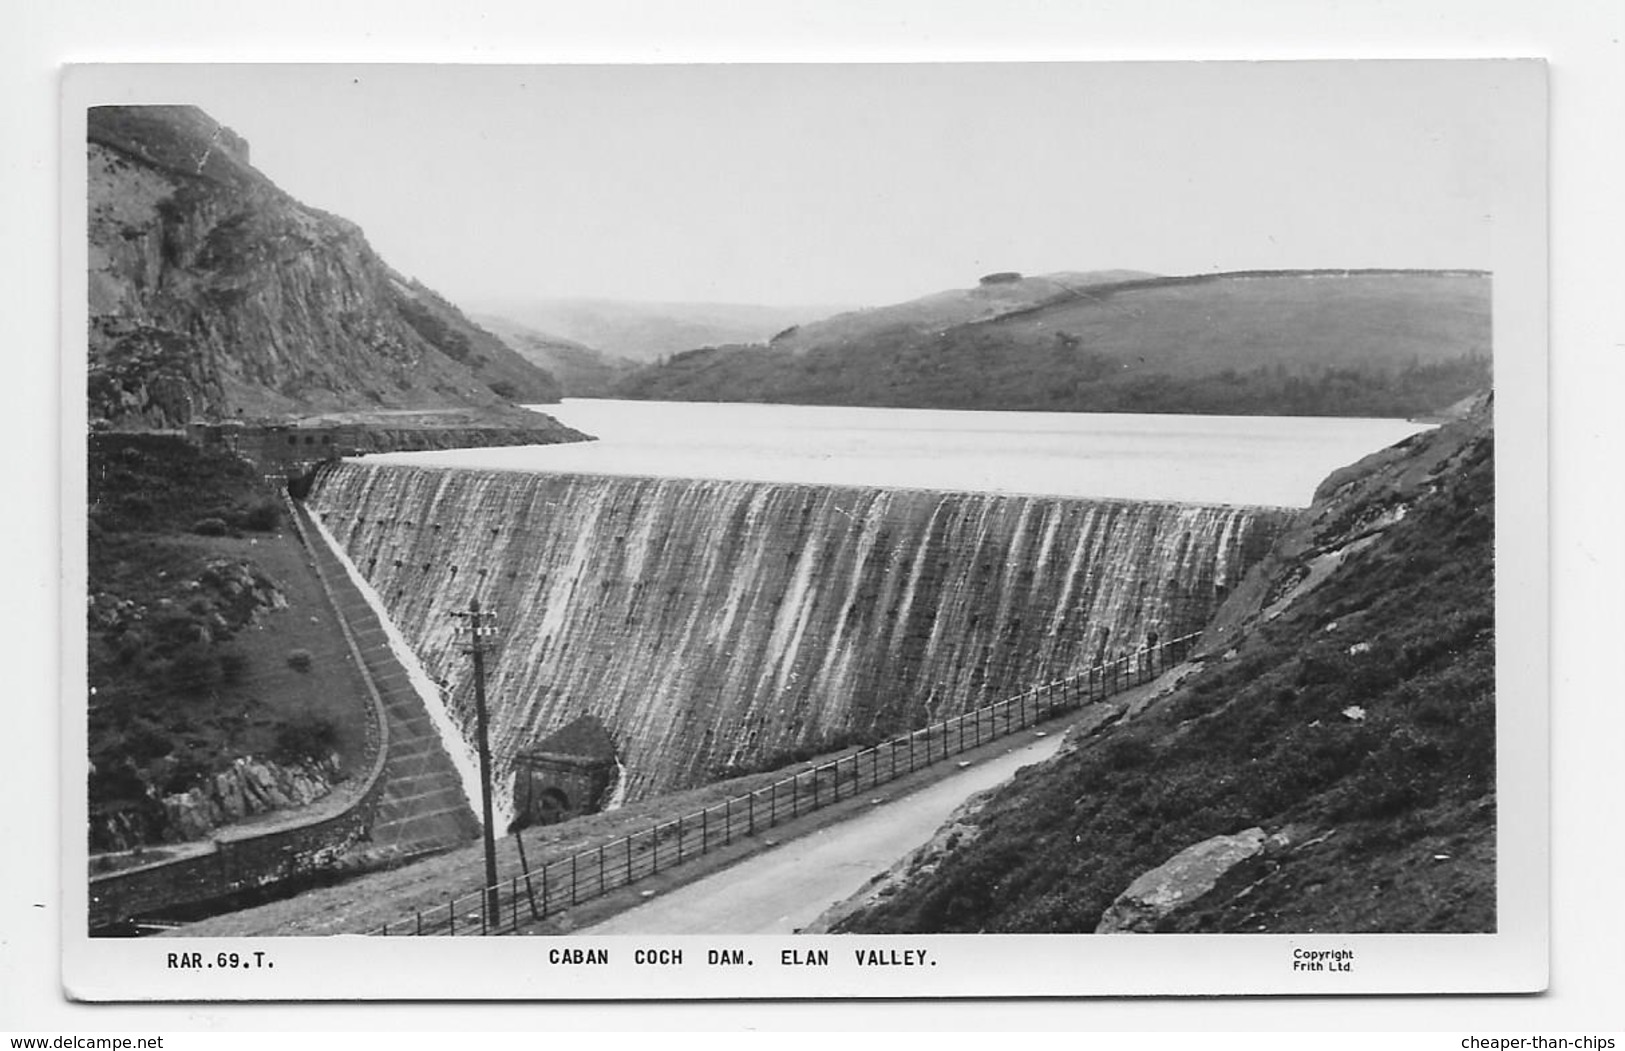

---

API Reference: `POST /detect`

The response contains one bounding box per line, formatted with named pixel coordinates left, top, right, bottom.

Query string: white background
left=5, top=0, right=1622, bottom=1033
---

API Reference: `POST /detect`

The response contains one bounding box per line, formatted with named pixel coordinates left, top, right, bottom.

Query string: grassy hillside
left=834, top=401, right=1494, bottom=933
left=87, top=435, right=373, bottom=852
left=767, top=270, right=1154, bottom=354
left=615, top=271, right=1491, bottom=418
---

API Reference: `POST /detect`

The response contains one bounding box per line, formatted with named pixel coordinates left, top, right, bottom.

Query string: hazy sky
left=124, top=62, right=1521, bottom=308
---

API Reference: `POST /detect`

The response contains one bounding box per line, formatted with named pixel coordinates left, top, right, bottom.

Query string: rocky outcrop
left=159, top=755, right=340, bottom=841
left=87, top=105, right=563, bottom=429
left=1095, top=827, right=1286, bottom=933
left=1201, top=393, right=1491, bottom=649
left=88, top=558, right=285, bottom=646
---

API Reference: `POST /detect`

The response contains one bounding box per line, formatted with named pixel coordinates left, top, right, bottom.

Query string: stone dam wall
left=307, top=464, right=1289, bottom=815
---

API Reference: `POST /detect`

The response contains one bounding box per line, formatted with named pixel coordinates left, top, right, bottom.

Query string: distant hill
left=612, top=270, right=1492, bottom=418
left=474, top=314, right=636, bottom=397
left=88, top=105, right=564, bottom=429
left=469, top=297, right=852, bottom=364
left=768, top=269, right=1156, bottom=354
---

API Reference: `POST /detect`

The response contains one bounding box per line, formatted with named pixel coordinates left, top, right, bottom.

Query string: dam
left=305, top=461, right=1289, bottom=823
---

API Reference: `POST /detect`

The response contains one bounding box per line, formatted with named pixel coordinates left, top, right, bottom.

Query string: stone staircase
left=294, top=502, right=482, bottom=853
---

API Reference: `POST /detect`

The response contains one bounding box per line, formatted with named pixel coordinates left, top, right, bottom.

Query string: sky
left=100, top=61, right=1525, bottom=308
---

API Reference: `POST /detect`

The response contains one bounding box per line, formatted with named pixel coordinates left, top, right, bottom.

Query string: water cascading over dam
left=307, top=463, right=1287, bottom=818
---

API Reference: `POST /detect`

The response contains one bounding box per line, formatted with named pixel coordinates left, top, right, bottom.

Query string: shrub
left=235, top=501, right=281, bottom=531
left=167, top=644, right=222, bottom=695
left=218, top=649, right=250, bottom=685
left=273, top=714, right=338, bottom=765
left=160, top=751, right=212, bottom=794
left=191, top=517, right=229, bottom=537
left=121, top=722, right=175, bottom=764
left=1104, top=737, right=1155, bottom=771
left=286, top=648, right=313, bottom=673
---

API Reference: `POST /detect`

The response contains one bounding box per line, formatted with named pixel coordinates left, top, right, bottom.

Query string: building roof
left=522, top=713, right=617, bottom=763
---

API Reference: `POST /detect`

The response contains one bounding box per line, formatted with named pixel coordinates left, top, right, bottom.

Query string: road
left=583, top=729, right=1070, bottom=935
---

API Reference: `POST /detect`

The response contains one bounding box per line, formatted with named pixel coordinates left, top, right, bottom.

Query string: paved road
left=583, top=729, right=1070, bottom=935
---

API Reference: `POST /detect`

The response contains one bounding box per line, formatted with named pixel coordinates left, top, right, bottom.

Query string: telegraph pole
left=452, top=597, right=501, bottom=924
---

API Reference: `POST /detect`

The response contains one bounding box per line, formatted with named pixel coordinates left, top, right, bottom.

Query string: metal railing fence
left=375, top=631, right=1200, bottom=936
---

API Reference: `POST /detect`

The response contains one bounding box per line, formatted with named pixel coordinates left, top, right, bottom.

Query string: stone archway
left=534, top=787, right=571, bottom=826
left=512, top=714, right=618, bottom=828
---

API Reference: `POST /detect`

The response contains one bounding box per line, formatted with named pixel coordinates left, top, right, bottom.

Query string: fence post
left=652, top=827, right=659, bottom=874
left=480, top=890, right=488, bottom=936
left=448, top=898, right=455, bottom=936
left=702, top=806, right=709, bottom=854
left=542, top=861, right=549, bottom=916
left=571, top=853, right=578, bottom=906
left=626, top=836, right=633, bottom=886
left=599, top=844, right=607, bottom=895
left=511, top=877, right=519, bottom=932
left=812, top=768, right=820, bottom=809
left=415, top=909, right=422, bottom=936
left=724, top=798, right=732, bottom=846
left=677, top=815, right=684, bottom=862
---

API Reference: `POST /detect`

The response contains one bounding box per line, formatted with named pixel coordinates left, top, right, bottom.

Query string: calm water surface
left=359, top=400, right=1431, bottom=508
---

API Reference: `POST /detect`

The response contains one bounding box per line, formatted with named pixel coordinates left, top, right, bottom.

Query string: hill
left=86, top=434, right=376, bottom=852
left=767, top=269, right=1155, bottom=354
left=613, top=270, right=1491, bottom=418
left=88, top=105, right=563, bottom=429
left=473, top=314, right=636, bottom=397
left=832, top=398, right=1495, bottom=934
left=470, top=297, right=850, bottom=364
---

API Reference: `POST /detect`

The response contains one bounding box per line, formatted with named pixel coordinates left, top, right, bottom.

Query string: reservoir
left=360, top=399, right=1432, bottom=508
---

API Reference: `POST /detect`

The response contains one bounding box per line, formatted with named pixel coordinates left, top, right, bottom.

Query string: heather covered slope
left=834, top=400, right=1495, bottom=934
left=614, top=270, right=1490, bottom=417
left=87, top=105, right=563, bottom=428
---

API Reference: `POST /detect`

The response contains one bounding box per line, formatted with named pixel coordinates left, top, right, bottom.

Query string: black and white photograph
left=58, top=57, right=1549, bottom=1001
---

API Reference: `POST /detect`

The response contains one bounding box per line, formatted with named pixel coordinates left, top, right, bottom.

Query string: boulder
left=1095, top=827, right=1273, bottom=933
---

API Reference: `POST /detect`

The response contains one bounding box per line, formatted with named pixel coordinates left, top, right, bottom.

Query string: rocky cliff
left=87, top=105, right=564, bottom=429
left=835, top=397, right=1495, bottom=933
